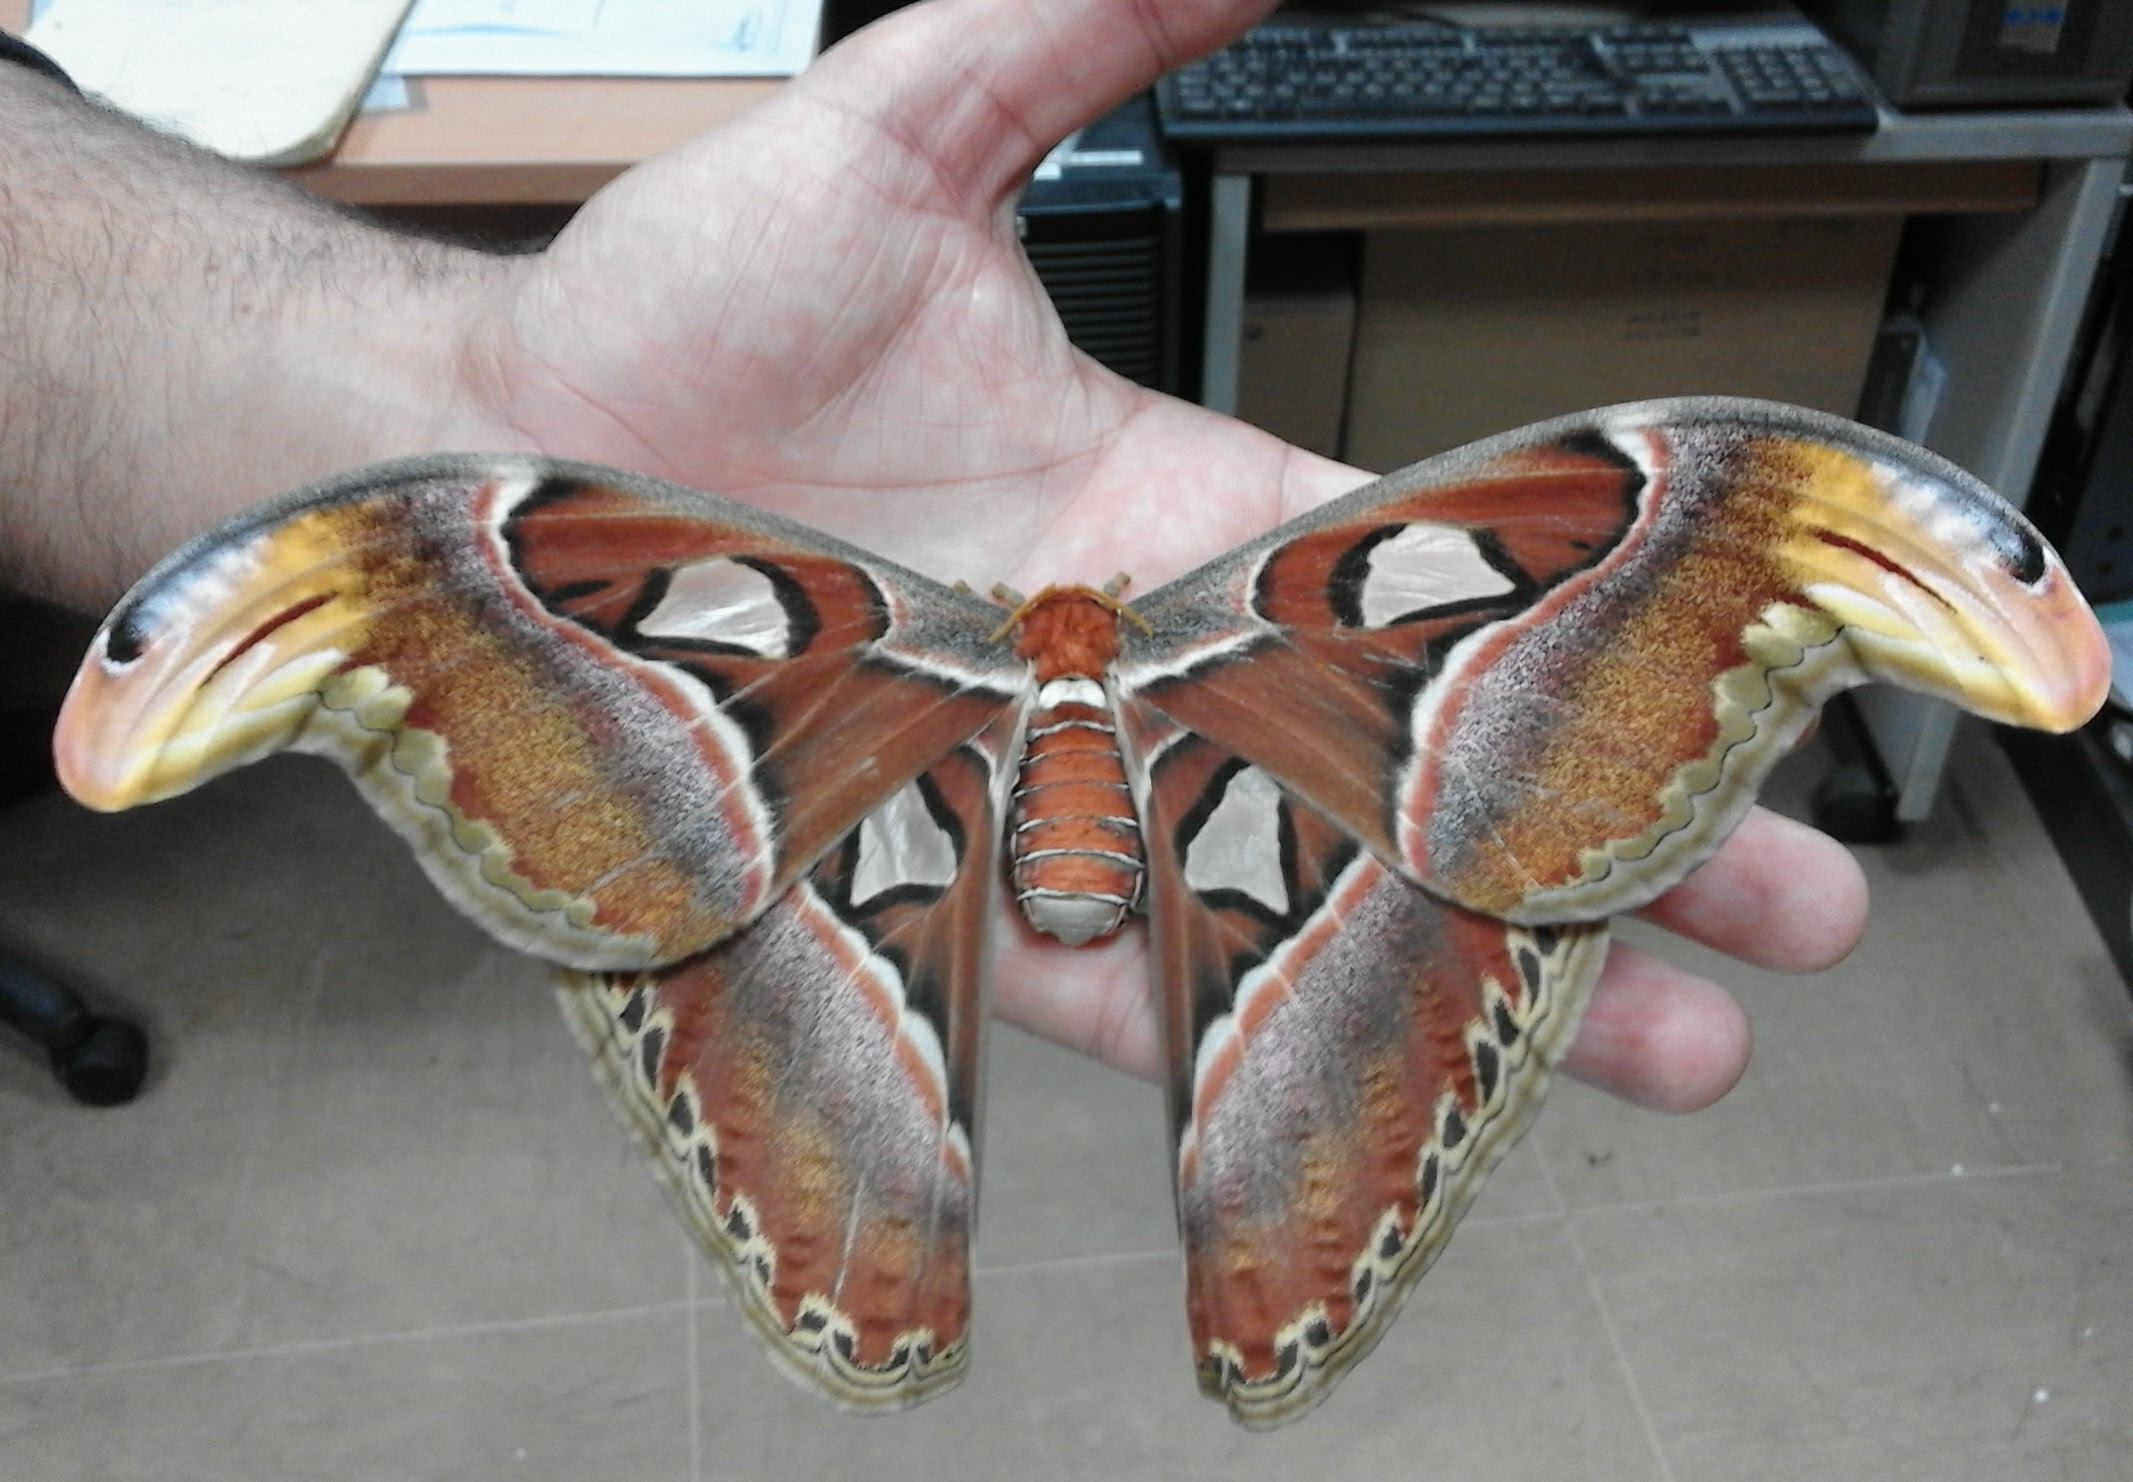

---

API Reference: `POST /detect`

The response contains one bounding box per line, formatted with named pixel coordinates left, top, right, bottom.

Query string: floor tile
left=1576, top=1166, right=2133, bottom=1481
left=1838, top=735, right=2133, bottom=1173
left=691, top=1218, right=1660, bottom=1481
left=0, top=761, right=688, bottom=1372
left=0, top=1307, right=692, bottom=1482
left=970, top=1023, right=1178, bottom=1267
left=1539, top=731, right=2133, bottom=1210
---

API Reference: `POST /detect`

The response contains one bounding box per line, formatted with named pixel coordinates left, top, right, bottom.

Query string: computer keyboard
left=1156, top=17, right=1881, bottom=142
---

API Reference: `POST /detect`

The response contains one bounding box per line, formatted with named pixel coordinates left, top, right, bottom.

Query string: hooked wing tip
left=51, top=620, right=185, bottom=812
left=1784, top=480, right=2109, bottom=735
left=1999, top=566, right=2110, bottom=733
left=53, top=567, right=357, bottom=813
left=1701, top=420, right=2103, bottom=736
left=52, top=659, right=135, bottom=812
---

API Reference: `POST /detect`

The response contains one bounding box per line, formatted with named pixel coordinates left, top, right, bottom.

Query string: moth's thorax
left=1008, top=586, right=1127, bottom=683
left=1000, top=588, right=1144, bottom=945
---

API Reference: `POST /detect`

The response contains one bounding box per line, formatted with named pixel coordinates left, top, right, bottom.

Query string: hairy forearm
left=0, top=67, right=510, bottom=610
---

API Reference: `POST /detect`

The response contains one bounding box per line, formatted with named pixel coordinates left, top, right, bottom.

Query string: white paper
left=383, top=0, right=820, bottom=78
left=362, top=71, right=413, bottom=110
left=29, top=0, right=415, bottom=163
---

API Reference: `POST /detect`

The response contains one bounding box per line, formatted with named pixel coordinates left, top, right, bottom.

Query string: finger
left=999, top=928, right=1754, bottom=1114
left=993, top=927, right=1165, bottom=1081
left=993, top=902, right=1764, bottom=1112
left=1557, top=941, right=1753, bottom=1113
left=993, top=810, right=1844, bottom=1102
left=808, top=0, right=1282, bottom=201
left=1637, top=805, right=1869, bottom=973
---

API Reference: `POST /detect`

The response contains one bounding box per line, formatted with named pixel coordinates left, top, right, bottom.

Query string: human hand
left=457, top=0, right=1315, bottom=588
left=440, top=0, right=1865, bottom=1112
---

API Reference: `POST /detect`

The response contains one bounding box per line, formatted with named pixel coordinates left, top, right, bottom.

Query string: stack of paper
left=25, top=0, right=825, bottom=163
left=385, top=0, right=820, bottom=78
left=29, top=0, right=416, bottom=165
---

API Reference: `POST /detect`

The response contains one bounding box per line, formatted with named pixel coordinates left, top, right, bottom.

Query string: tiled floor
left=1, top=725, right=2128, bottom=1480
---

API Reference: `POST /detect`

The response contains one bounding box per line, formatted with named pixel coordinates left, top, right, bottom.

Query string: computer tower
left=817, top=0, right=907, bottom=44
left=2032, top=201, right=2133, bottom=602
left=1017, top=96, right=1186, bottom=395
left=1802, top=0, right=2133, bottom=108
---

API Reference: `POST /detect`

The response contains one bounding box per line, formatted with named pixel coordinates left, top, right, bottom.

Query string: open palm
left=454, top=0, right=1868, bottom=1109
left=471, top=0, right=1317, bottom=590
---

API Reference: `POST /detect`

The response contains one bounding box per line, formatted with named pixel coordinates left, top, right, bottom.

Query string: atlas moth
left=54, top=398, right=2106, bottom=1428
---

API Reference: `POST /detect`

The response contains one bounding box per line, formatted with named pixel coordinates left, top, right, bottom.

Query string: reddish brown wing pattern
left=499, top=476, right=1019, bottom=891
left=56, top=457, right=1022, bottom=970
left=1123, top=712, right=1605, bottom=1428
left=557, top=714, right=1018, bottom=1408
left=1119, top=399, right=2106, bottom=927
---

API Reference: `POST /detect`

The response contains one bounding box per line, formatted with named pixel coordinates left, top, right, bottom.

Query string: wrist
left=0, top=69, right=515, bottom=609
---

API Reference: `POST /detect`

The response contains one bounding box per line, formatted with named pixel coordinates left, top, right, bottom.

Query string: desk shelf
left=1196, top=105, right=2133, bottom=824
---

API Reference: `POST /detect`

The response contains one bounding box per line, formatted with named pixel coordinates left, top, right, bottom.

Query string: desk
left=1198, top=109, right=2133, bottom=821
left=0, top=1, right=776, bottom=205
left=288, top=76, right=777, bottom=206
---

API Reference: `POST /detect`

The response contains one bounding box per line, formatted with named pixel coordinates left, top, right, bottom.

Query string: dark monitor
left=819, top=0, right=917, bottom=46
left=823, top=1, right=1823, bottom=49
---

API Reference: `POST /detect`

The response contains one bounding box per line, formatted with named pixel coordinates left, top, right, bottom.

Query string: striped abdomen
left=1010, top=676, right=1144, bottom=946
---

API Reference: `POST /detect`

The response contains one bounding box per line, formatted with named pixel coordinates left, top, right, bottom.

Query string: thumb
left=801, top=0, right=1279, bottom=205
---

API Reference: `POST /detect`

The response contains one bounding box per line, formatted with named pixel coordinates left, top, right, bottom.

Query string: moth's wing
left=1117, top=398, right=2108, bottom=923
left=55, top=457, right=1024, bottom=968
left=1122, top=713, right=1607, bottom=1428
left=557, top=711, right=1020, bottom=1409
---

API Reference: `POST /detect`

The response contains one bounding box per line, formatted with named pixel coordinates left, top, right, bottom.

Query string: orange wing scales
left=1181, top=877, right=1603, bottom=1427
left=560, top=906, right=973, bottom=1405
left=55, top=459, right=1023, bottom=968
left=58, top=472, right=786, bottom=966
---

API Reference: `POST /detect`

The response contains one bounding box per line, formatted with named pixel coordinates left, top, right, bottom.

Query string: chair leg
left=0, top=949, right=148, bottom=1106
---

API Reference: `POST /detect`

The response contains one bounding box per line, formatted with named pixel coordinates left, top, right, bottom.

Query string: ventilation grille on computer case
left=1017, top=95, right=1185, bottom=396
left=1023, top=205, right=1178, bottom=392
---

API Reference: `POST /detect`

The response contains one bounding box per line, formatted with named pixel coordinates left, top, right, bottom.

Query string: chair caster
left=1808, top=693, right=1902, bottom=845
left=1, top=950, right=150, bottom=1106
left=49, top=1014, right=150, bottom=1107
left=1811, top=761, right=1900, bottom=845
